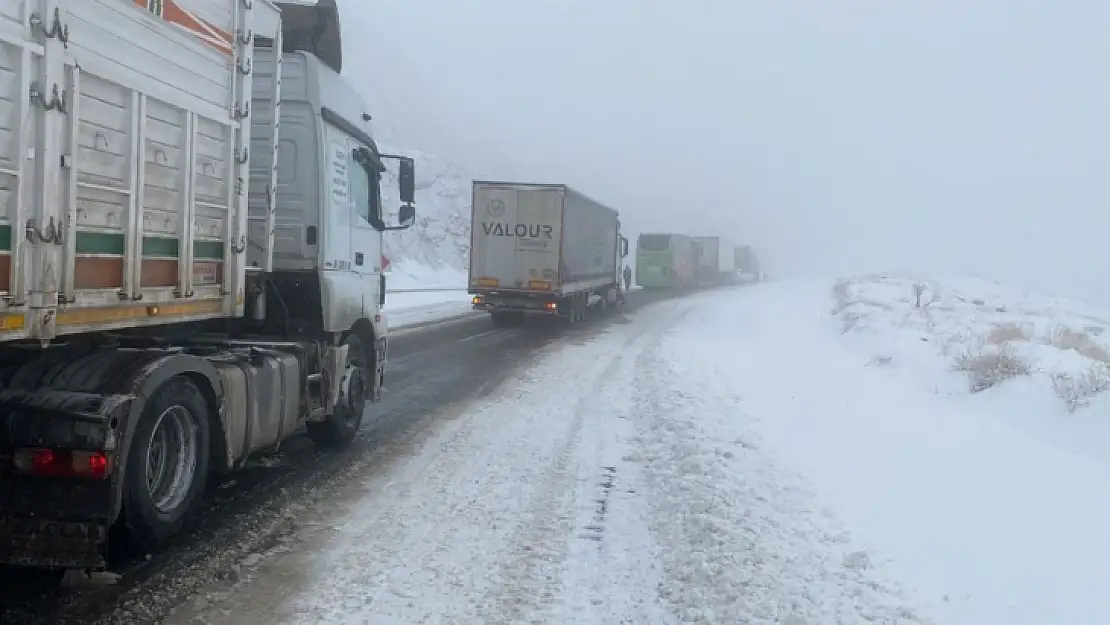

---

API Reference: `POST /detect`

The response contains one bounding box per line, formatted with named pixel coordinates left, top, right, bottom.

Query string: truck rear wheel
left=123, top=376, right=211, bottom=552
left=308, top=334, right=368, bottom=449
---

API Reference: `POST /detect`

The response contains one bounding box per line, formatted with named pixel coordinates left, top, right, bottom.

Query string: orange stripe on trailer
left=133, top=0, right=234, bottom=56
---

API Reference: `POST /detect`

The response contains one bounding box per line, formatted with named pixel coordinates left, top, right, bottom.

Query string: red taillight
left=13, top=447, right=112, bottom=479
left=30, top=448, right=55, bottom=472
left=86, top=452, right=110, bottom=477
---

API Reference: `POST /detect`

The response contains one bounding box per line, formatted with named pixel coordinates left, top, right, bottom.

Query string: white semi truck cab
left=0, top=0, right=415, bottom=569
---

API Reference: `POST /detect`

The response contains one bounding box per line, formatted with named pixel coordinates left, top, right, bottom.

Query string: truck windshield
left=639, top=234, right=670, bottom=251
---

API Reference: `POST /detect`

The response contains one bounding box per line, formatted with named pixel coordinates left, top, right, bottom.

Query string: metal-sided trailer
left=0, top=0, right=417, bottom=570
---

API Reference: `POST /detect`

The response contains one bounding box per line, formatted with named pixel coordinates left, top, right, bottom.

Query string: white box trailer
left=692, top=235, right=737, bottom=286
left=468, top=181, right=629, bottom=325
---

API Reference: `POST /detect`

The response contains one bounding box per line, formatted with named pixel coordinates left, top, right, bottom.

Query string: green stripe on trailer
left=70, top=233, right=224, bottom=260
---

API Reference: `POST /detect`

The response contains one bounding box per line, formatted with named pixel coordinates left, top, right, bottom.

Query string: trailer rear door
left=469, top=183, right=563, bottom=291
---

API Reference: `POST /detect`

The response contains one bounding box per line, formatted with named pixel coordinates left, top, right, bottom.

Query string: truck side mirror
left=398, top=203, right=416, bottom=228
left=398, top=158, right=415, bottom=205
left=620, top=237, right=629, bottom=258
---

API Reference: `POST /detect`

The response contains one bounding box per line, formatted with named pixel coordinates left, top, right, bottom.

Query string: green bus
left=635, top=233, right=697, bottom=289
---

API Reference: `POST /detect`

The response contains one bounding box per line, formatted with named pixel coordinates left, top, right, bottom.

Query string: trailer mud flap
left=322, top=344, right=349, bottom=413
left=0, top=518, right=108, bottom=569
left=0, top=388, right=130, bottom=568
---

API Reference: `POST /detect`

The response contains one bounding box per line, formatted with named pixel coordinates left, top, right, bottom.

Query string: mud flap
left=322, top=344, right=349, bottom=414
left=373, top=337, right=387, bottom=402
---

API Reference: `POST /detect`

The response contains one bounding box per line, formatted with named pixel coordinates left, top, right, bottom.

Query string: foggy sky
left=342, top=0, right=1110, bottom=303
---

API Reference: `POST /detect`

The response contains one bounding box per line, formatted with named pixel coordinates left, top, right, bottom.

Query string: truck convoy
left=692, top=236, right=737, bottom=287
left=0, top=0, right=416, bottom=569
left=637, top=233, right=762, bottom=290
left=468, top=181, right=629, bottom=325
left=734, top=245, right=764, bottom=282
left=635, top=233, right=696, bottom=289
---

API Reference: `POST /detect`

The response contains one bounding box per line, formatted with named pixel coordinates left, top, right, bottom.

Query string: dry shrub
left=1046, top=326, right=1110, bottom=363
left=986, top=322, right=1030, bottom=345
left=941, top=329, right=977, bottom=357
left=952, top=344, right=1032, bottom=392
left=1052, top=365, right=1110, bottom=413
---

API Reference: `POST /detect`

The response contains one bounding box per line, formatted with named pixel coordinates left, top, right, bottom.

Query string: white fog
left=10, top=2, right=1110, bottom=624
left=346, top=0, right=1110, bottom=304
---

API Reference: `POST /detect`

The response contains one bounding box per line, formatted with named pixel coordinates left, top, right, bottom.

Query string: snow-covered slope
left=834, top=274, right=1110, bottom=420
left=376, top=141, right=475, bottom=288
left=671, top=279, right=1110, bottom=625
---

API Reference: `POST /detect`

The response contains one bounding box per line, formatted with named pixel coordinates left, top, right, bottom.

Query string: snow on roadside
left=379, top=262, right=475, bottom=330
left=638, top=295, right=928, bottom=624
left=696, top=280, right=1110, bottom=625
left=384, top=289, right=477, bottom=330
left=832, top=273, right=1110, bottom=463
left=386, top=259, right=468, bottom=291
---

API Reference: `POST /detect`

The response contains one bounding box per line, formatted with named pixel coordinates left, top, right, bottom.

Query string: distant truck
left=468, top=182, right=629, bottom=325
left=635, top=233, right=697, bottom=289
left=735, top=245, right=764, bottom=282
left=692, top=236, right=738, bottom=286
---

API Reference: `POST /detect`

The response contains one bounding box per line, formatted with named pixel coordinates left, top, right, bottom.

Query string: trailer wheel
left=308, top=334, right=368, bottom=449
left=123, top=376, right=210, bottom=552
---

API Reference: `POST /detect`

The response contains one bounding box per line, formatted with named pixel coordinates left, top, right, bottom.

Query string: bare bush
left=913, top=283, right=925, bottom=308
left=941, top=329, right=977, bottom=357
left=986, top=322, right=1030, bottom=345
left=1045, top=326, right=1110, bottom=363
left=1052, top=365, right=1110, bottom=413
left=952, top=344, right=1032, bottom=392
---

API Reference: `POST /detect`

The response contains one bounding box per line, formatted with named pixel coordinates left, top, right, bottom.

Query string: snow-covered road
left=168, top=290, right=924, bottom=625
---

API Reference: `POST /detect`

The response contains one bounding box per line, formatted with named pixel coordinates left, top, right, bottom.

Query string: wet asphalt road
left=0, top=288, right=684, bottom=625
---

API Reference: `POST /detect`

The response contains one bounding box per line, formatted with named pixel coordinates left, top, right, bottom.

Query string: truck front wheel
left=123, top=376, right=211, bottom=552
left=308, top=334, right=369, bottom=449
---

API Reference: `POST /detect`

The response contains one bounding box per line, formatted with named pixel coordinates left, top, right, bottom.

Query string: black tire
left=123, top=376, right=210, bottom=552
left=307, top=334, right=369, bottom=449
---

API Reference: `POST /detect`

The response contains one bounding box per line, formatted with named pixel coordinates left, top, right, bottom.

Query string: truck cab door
left=345, top=138, right=382, bottom=316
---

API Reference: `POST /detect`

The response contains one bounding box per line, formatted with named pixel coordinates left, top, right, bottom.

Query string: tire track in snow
left=627, top=323, right=929, bottom=624
left=477, top=301, right=695, bottom=624
left=552, top=305, right=695, bottom=624
left=219, top=307, right=684, bottom=624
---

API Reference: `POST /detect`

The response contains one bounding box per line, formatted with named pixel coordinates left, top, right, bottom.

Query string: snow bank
left=636, top=305, right=927, bottom=624
left=832, top=273, right=1110, bottom=460
left=386, top=259, right=468, bottom=291
left=384, top=289, right=476, bottom=330
left=692, top=278, right=1110, bottom=625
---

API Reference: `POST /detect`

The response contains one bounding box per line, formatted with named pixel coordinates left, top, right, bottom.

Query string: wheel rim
left=145, top=405, right=198, bottom=514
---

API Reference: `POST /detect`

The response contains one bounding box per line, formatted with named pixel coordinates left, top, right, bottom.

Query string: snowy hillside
left=375, top=141, right=475, bottom=288
left=833, top=274, right=1110, bottom=418
left=667, top=280, right=1110, bottom=625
